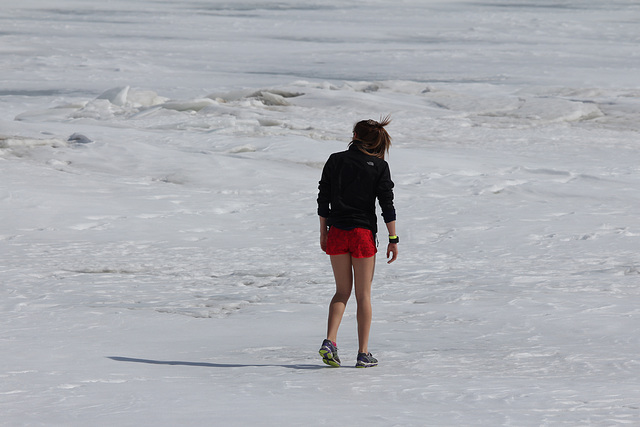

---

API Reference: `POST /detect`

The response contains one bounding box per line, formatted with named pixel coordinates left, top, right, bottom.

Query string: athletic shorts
left=325, top=227, right=377, bottom=258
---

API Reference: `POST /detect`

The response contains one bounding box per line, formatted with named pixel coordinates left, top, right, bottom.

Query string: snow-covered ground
left=2, top=1, right=640, bottom=425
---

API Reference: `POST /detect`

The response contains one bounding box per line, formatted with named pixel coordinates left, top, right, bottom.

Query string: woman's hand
left=319, top=216, right=329, bottom=252
left=320, top=230, right=328, bottom=252
left=386, top=243, right=398, bottom=263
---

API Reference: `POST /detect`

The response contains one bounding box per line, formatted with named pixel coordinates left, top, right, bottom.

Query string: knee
left=333, top=290, right=351, bottom=303
left=355, top=292, right=371, bottom=306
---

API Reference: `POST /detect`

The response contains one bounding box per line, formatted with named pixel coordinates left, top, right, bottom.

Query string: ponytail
left=351, top=115, right=392, bottom=159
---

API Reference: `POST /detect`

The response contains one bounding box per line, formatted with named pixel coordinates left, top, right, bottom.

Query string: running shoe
left=356, top=352, right=378, bottom=368
left=319, top=339, right=341, bottom=367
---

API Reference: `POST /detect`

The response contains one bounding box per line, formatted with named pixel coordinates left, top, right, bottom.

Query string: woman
left=317, top=116, right=398, bottom=368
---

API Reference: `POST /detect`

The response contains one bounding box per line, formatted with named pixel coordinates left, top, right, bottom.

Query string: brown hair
left=351, top=115, right=392, bottom=159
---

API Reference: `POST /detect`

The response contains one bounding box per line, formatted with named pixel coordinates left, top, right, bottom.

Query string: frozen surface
left=1, top=1, right=640, bottom=426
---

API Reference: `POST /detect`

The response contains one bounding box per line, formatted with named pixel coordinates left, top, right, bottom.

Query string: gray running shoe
left=356, top=352, right=378, bottom=368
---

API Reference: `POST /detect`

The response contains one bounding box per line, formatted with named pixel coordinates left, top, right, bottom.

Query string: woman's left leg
left=352, top=255, right=376, bottom=354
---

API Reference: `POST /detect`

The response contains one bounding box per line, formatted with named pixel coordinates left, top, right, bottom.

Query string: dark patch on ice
left=68, top=133, right=93, bottom=144
left=464, top=2, right=594, bottom=11
left=522, top=167, right=571, bottom=176
left=270, top=35, right=351, bottom=44
left=0, top=89, right=91, bottom=97
left=244, top=70, right=508, bottom=85
left=188, top=3, right=338, bottom=13
left=65, top=268, right=141, bottom=275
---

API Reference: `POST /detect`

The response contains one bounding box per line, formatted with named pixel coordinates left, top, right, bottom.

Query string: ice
left=2, top=0, right=640, bottom=425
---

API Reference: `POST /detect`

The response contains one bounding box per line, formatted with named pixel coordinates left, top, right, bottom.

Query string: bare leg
left=326, top=254, right=353, bottom=343
left=352, top=255, right=376, bottom=354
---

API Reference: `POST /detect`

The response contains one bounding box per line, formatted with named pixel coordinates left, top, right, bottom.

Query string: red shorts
left=325, top=227, right=377, bottom=258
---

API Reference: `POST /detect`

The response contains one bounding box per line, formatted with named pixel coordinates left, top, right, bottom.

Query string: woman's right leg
left=326, top=253, right=353, bottom=343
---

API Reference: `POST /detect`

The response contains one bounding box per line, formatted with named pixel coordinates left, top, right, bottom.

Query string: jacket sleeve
left=377, top=162, right=396, bottom=223
left=317, top=156, right=333, bottom=218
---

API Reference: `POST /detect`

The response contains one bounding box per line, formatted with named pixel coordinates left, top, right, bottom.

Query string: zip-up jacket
left=317, top=143, right=396, bottom=234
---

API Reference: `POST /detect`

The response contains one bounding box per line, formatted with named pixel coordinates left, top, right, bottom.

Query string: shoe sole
left=355, top=362, right=378, bottom=368
left=319, top=348, right=340, bottom=367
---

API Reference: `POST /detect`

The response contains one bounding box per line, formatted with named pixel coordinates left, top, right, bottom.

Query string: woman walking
left=317, top=116, right=398, bottom=368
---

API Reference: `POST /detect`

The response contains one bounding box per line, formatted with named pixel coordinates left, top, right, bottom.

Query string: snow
left=2, top=0, right=640, bottom=425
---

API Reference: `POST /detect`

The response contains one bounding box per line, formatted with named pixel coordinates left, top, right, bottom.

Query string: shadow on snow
left=108, top=356, right=327, bottom=370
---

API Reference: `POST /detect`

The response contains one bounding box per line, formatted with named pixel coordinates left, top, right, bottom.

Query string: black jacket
left=317, top=143, right=396, bottom=234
